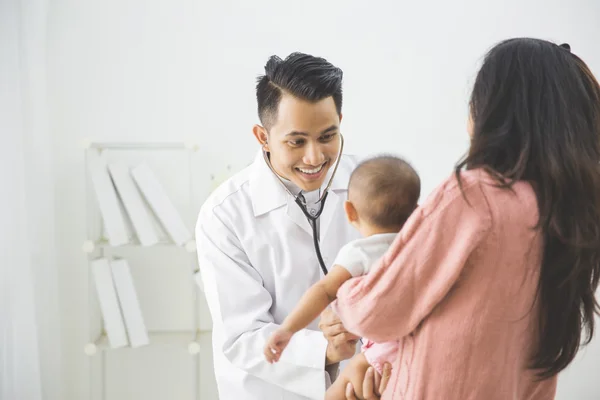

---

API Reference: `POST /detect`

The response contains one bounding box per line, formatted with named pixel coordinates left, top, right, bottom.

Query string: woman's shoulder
left=393, top=168, right=494, bottom=256
left=419, top=168, right=492, bottom=217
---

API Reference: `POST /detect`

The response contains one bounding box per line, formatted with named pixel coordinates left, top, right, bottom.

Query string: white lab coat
left=195, top=149, right=361, bottom=399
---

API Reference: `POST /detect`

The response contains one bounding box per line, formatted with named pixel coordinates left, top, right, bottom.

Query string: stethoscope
left=262, top=134, right=345, bottom=276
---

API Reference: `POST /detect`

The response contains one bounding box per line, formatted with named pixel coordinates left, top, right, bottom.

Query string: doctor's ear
left=252, top=124, right=269, bottom=151
left=344, top=200, right=359, bottom=224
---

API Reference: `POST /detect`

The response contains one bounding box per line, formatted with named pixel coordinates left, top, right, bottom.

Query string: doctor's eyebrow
left=285, top=125, right=339, bottom=137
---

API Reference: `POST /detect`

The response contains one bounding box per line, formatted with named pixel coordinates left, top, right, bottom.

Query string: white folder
left=110, top=258, right=149, bottom=348
left=87, top=151, right=129, bottom=246
left=130, top=163, right=191, bottom=246
left=91, top=258, right=128, bottom=348
left=108, top=162, right=159, bottom=246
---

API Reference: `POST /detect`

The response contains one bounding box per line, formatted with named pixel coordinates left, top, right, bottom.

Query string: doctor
left=195, top=52, right=390, bottom=399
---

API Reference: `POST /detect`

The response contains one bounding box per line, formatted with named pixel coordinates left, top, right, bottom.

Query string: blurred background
left=2, top=0, right=599, bottom=399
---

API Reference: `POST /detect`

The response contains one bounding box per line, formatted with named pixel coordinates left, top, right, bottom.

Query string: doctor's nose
left=303, top=143, right=325, bottom=166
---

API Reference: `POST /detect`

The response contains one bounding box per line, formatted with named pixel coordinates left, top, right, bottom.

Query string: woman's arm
left=334, top=176, right=492, bottom=342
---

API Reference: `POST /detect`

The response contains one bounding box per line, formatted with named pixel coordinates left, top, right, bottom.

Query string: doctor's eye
left=287, top=139, right=305, bottom=147
left=319, top=133, right=337, bottom=142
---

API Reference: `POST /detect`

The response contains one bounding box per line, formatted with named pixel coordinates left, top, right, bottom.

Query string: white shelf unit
left=82, top=141, right=207, bottom=400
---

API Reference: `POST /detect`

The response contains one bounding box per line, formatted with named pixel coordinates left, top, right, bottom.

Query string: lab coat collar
left=249, top=148, right=351, bottom=217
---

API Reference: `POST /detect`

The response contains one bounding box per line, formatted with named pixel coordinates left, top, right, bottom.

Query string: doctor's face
left=255, top=94, right=342, bottom=192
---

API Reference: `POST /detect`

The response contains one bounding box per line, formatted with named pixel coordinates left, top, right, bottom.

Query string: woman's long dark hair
left=457, top=38, right=600, bottom=378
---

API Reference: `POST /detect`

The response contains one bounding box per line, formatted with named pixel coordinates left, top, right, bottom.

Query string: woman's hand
left=345, top=363, right=392, bottom=399
left=319, top=308, right=360, bottom=365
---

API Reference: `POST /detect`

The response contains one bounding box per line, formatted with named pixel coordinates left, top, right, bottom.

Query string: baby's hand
left=264, top=328, right=293, bottom=363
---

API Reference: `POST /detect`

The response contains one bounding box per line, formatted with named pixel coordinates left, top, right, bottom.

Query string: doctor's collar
left=280, top=175, right=322, bottom=205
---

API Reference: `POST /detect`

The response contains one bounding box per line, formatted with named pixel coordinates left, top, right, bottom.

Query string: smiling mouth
left=295, top=162, right=327, bottom=176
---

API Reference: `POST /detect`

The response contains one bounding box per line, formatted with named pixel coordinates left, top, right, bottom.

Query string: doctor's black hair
left=256, top=52, right=343, bottom=129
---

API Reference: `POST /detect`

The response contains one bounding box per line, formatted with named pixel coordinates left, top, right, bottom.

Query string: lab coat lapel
left=286, top=196, right=313, bottom=236
left=318, top=189, right=341, bottom=244
left=249, top=150, right=287, bottom=216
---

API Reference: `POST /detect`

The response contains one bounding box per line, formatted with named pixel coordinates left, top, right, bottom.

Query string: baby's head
left=345, top=155, right=420, bottom=236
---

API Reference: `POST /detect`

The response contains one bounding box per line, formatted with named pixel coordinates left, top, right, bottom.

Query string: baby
left=264, top=154, right=421, bottom=399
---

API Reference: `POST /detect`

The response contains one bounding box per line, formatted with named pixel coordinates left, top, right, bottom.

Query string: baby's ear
left=344, top=200, right=358, bottom=223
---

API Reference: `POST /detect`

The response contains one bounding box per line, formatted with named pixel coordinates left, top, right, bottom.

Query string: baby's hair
left=348, top=155, right=420, bottom=229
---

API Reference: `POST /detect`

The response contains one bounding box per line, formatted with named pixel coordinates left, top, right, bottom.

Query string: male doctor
left=195, top=52, right=391, bottom=399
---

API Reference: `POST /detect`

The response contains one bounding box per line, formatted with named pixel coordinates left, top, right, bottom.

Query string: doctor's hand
left=319, top=308, right=360, bottom=365
left=345, top=363, right=392, bottom=400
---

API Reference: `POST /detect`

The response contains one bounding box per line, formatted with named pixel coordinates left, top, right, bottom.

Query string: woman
left=335, top=38, right=600, bottom=399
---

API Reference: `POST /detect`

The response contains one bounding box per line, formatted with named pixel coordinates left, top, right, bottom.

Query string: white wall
left=48, top=0, right=600, bottom=399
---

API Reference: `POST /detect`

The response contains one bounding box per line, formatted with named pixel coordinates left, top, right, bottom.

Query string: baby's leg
left=326, top=352, right=372, bottom=400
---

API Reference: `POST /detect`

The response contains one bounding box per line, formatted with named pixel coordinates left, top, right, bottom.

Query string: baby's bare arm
left=281, top=265, right=352, bottom=333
